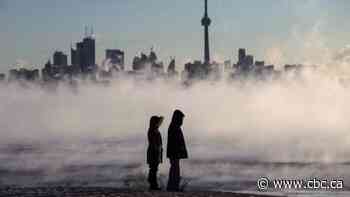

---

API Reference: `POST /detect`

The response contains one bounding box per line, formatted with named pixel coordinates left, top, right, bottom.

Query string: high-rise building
left=53, top=51, right=68, bottom=66
left=71, top=47, right=78, bottom=66
left=238, top=48, right=246, bottom=64
left=167, top=58, right=177, bottom=76
left=106, top=49, right=125, bottom=70
left=255, top=61, right=265, bottom=67
left=245, top=55, right=254, bottom=66
left=82, top=37, right=96, bottom=70
left=76, top=41, right=84, bottom=71
left=71, top=34, right=96, bottom=73
left=9, top=68, right=39, bottom=81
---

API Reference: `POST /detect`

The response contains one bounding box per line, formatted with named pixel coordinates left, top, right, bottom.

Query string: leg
left=174, top=159, right=180, bottom=190
left=167, top=159, right=180, bottom=191
left=148, top=163, right=160, bottom=190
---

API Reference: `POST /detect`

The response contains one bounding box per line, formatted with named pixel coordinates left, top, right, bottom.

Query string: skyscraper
left=53, top=51, right=68, bottom=66
left=71, top=32, right=96, bottom=73
left=106, top=49, right=125, bottom=70
left=71, top=47, right=78, bottom=66
left=82, top=36, right=96, bottom=70
left=238, top=48, right=246, bottom=64
left=201, top=0, right=211, bottom=64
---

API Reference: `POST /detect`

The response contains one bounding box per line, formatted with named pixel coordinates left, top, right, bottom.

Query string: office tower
left=245, top=55, right=254, bottom=66
left=238, top=48, right=246, bottom=64
left=53, top=51, right=68, bottom=66
left=72, top=32, right=96, bottom=73
left=106, top=49, right=125, bottom=70
left=255, top=61, right=265, bottom=67
left=82, top=36, right=96, bottom=70
left=71, top=47, right=78, bottom=66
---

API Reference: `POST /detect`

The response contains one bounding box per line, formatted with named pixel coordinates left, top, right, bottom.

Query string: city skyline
left=1, top=0, right=350, bottom=72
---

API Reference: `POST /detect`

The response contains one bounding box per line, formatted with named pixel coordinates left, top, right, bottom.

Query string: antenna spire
left=205, top=0, right=208, bottom=16
left=84, top=25, right=88, bottom=38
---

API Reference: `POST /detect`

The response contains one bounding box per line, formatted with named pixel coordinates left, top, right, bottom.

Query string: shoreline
left=0, top=187, right=285, bottom=197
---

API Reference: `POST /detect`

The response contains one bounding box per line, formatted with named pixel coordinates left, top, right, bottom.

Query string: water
left=2, top=73, right=350, bottom=196
left=0, top=138, right=349, bottom=197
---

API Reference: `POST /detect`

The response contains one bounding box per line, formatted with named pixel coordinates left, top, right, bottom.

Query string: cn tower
left=201, top=0, right=211, bottom=64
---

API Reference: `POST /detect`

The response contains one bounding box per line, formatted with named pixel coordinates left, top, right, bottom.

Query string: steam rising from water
left=2, top=21, right=350, bottom=188
left=1, top=68, right=350, bottom=190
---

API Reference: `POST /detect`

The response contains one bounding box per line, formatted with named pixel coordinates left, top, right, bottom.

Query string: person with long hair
left=147, top=116, right=164, bottom=190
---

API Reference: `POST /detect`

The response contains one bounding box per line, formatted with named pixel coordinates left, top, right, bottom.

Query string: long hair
left=148, top=116, right=164, bottom=132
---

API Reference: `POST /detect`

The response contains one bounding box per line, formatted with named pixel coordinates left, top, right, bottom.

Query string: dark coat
left=147, top=117, right=163, bottom=164
left=167, top=110, right=188, bottom=159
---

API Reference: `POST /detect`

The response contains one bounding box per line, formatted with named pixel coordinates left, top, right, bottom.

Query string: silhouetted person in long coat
left=147, top=116, right=164, bottom=190
left=167, top=110, right=188, bottom=191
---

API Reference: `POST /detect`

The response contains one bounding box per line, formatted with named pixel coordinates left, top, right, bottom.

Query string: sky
left=1, top=0, right=350, bottom=72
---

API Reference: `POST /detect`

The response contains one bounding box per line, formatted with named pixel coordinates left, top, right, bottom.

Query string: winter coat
left=167, top=110, right=188, bottom=159
left=147, top=117, right=163, bottom=164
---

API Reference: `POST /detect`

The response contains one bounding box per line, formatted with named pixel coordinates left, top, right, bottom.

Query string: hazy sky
left=1, top=0, right=350, bottom=72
